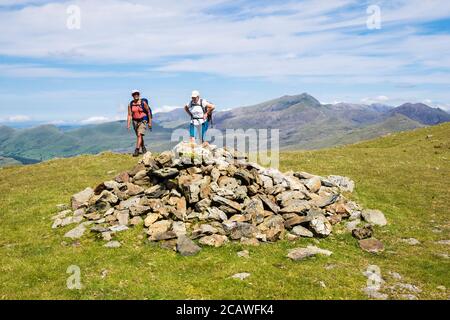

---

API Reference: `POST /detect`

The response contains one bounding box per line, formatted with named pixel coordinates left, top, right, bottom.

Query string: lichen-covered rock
left=229, top=222, right=257, bottom=240
left=359, top=238, right=384, bottom=253
left=58, top=141, right=384, bottom=256
left=309, top=214, right=333, bottom=237
left=118, top=196, right=140, bottom=210
left=141, top=152, right=155, bottom=167
left=145, top=185, right=166, bottom=198
left=144, top=213, right=160, bottom=227
left=125, top=183, right=144, bottom=197
left=362, top=209, right=387, bottom=226
left=176, top=235, right=201, bottom=256
left=117, top=210, right=130, bottom=226
left=199, top=234, right=229, bottom=247
left=130, top=216, right=143, bottom=226
left=243, top=197, right=264, bottom=223
left=172, top=221, right=187, bottom=237
left=155, top=151, right=173, bottom=167
left=279, top=200, right=311, bottom=214
left=352, top=225, right=373, bottom=240
left=284, top=215, right=310, bottom=228
left=147, top=220, right=172, bottom=238
left=64, top=223, right=88, bottom=239
left=327, top=175, right=355, bottom=192
left=152, top=167, right=179, bottom=179
left=257, top=215, right=285, bottom=242
left=287, top=245, right=333, bottom=261
left=305, top=176, right=322, bottom=193
left=115, top=171, right=130, bottom=183
left=277, top=190, right=305, bottom=206
left=240, top=237, right=260, bottom=246
left=291, top=225, right=314, bottom=238
left=212, top=195, right=242, bottom=214
left=71, top=187, right=94, bottom=210
left=195, top=198, right=211, bottom=213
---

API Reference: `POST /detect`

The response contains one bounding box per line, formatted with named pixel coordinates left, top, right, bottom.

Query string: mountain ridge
left=389, top=103, right=450, bottom=125
left=1, top=93, right=449, bottom=166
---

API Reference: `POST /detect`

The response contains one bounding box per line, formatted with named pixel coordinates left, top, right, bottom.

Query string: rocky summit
left=52, top=142, right=387, bottom=256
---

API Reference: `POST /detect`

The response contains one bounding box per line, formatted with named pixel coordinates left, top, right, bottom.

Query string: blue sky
left=0, top=0, right=449, bottom=124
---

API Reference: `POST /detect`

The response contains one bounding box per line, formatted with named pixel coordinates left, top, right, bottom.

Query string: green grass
left=0, top=124, right=449, bottom=300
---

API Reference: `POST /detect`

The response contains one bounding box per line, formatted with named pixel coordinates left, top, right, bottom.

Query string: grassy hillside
left=0, top=125, right=15, bottom=144
left=0, top=124, right=448, bottom=300
left=283, top=114, right=423, bottom=150
left=1, top=125, right=81, bottom=160
left=0, top=122, right=174, bottom=163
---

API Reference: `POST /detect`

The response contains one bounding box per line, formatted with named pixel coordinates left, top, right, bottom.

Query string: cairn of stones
left=52, top=142, right=387, bottom=256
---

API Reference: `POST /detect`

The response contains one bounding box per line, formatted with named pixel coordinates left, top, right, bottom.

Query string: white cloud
left=0, top=63, right=144, bottom=78
left=0, top=0, right=448, bottom=106
left=436, top=104, right=450, bottom=111
left=0, top=0, right=449, bottom=68
left=50, top=115, right=125, bottom=125
left=361, top=96, right=390, bottom=104
left=157, top=53, right=407, bottom=78
left=0, top=0, right=49, bottom=5
left=320, top=100, right=344, bottom=105
left=4, top=115, right=32, bottom=122
left=48, top=119, right=72, bottom=125
left=153, top=105, right=182, bottom=114
left=79, top=116, right=110, bottom=124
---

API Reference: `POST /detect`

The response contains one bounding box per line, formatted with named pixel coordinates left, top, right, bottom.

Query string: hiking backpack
left=130, top=98, right=153, bottom=120
left=191, top=98, right=214, bottom=127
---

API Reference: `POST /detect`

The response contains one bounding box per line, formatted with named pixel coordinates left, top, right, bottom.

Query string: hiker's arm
left=143, top=101, right=152, bottom=127
left=184, top=104, right=193, bottom=117
left=206, top=102, right=215, bottom=113
left=127, top=104, right=132, bottom=130
left=204, top=102, right=215, bottom=119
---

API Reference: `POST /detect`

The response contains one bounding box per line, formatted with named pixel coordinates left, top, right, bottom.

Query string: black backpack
left=191, top=99, right=213, bottom=127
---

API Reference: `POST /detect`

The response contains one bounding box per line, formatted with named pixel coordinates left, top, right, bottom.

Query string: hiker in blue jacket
left=184, top=90, right=215, bottom=146
left=127, top=89, right=153, bottom=157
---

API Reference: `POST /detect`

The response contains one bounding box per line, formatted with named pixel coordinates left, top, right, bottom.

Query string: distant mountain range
left=388, top=103, right=450, bottom=125
left=1, top=93, right=449, bottom=166
left=157, top=93, right=450, bottom=150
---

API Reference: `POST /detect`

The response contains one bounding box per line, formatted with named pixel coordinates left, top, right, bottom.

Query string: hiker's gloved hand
left=148, top=125, right=153, bottom=132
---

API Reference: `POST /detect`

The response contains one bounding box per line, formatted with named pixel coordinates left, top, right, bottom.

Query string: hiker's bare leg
left=141, top=136, right=145, bottom=150
left=136, top=134, right=142, bottom=149
left=201, top=123, right=209, bottom=147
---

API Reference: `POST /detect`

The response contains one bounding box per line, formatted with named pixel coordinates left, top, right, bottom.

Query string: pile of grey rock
left=52, top=142, right=387, bottom=256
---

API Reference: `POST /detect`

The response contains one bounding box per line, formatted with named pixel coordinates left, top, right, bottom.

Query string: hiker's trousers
left=189, top=120, right=209, bottom=143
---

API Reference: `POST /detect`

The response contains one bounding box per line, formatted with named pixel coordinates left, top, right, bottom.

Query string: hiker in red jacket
left=127, top=89, right=152, bottom=157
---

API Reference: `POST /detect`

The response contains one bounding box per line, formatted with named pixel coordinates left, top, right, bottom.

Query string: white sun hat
left=191, top=90, right=200, bottom=98
left=131, top=89, right=140, bottom=95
